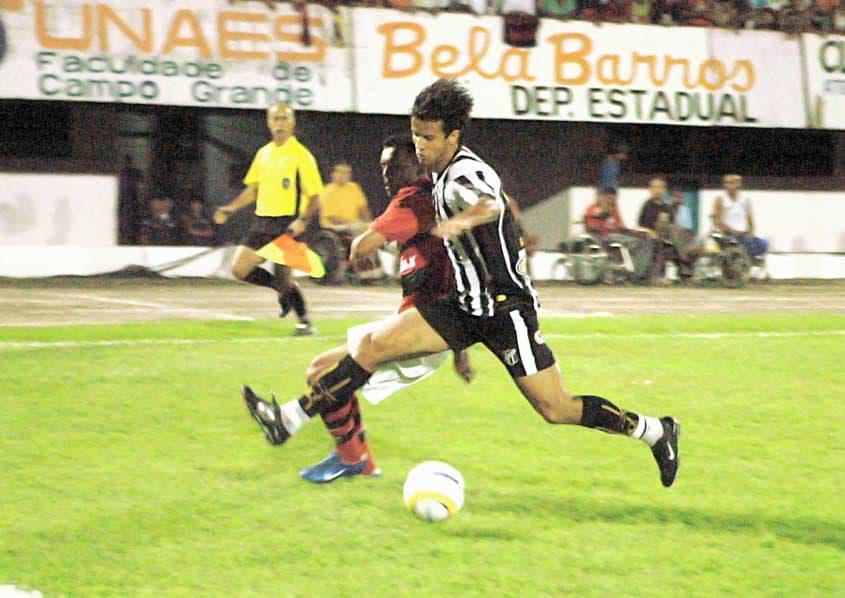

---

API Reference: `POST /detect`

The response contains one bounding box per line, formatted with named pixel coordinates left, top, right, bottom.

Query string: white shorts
left=347, top=320, right=449, bottom=405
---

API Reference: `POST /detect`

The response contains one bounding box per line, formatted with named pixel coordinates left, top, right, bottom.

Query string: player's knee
left=231, top=262, right=251, bottom=280
left=352, top=331, right=390, bottom=370
left=305, top=355, right=331, bottom=386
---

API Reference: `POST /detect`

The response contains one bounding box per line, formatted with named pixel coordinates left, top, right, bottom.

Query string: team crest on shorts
left=282, top=177, right=291, bottom=189
left=503, top=348, right=520, bottom=366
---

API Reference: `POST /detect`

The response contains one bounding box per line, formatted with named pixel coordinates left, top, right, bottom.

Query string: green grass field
left=2, top=313, right=844, bottom=597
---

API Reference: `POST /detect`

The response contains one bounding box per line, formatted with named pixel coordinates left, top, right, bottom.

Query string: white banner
left=0, top=0, right=353, bottom=110
left=352, top=9, right=805, bottom=128
left=0, top=174, right=118, bottom=246
left=803, top=33, right=845, bottom=129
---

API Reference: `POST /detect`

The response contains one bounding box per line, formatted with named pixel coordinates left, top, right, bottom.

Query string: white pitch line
left=1, top=330, right=844, bottom=351
left=56, top=293, right=255, bottom=322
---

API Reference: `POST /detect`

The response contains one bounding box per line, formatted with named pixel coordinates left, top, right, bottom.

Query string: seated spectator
left=637, top=177, right=674, bottom=238
left=319, top=161, right=372, bottom=236
left=182, top=200, right=216, bottom=246
left=584, top=187, right=659, bottom=283
left=140, top=197, right=180, bottom=245
left=713, top=174, right=769, bottom=259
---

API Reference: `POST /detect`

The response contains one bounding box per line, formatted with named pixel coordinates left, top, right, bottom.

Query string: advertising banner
left=803, top=33, right=845, bottom=129
left=352, top=9, right=806, bottom=128
left=0, top=0, right=353, bottom=110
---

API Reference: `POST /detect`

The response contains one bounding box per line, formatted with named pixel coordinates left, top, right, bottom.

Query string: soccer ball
left=403, top=461, right=465, bottom=522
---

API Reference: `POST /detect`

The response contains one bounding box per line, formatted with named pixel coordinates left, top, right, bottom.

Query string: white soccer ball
left=403, top=460, right=465, bottom=522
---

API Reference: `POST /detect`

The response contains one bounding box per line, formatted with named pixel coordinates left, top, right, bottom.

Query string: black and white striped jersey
left=431, top=146, right=539, bottom=317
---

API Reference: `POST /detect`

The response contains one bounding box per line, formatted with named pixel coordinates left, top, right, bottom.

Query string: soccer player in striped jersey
left=247, top=79, right=681, bottom=488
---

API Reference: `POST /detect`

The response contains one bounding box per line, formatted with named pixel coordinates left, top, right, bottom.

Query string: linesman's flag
left=256, top=234, right=325, bottom=279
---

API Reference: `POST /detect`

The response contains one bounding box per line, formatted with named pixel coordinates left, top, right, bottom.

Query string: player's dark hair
left=411, top=79, right=473, bottom=139
left=382, top=132, right=415, bottom=158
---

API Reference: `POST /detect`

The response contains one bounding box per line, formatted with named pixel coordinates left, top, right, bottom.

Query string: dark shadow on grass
left=476, top=494, right=845, bottom=551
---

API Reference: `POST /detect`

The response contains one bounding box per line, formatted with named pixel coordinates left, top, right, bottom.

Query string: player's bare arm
left=349, top=228, right=388, bottom=271
left=213, top=186, right=257, bottom=224
left=432, top=194, right=500, bottom=239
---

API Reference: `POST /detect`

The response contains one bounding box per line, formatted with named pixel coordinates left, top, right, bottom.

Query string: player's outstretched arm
left=432, top=194, right=501, bottom=239
left=350, top=228, right=388, bottom=271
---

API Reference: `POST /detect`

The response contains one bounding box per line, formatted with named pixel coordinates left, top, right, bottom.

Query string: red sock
left=321, top=394, right=377, bottom=473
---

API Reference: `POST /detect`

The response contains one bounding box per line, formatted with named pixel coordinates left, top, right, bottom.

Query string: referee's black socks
left=297, top=355, right=373, bottom=417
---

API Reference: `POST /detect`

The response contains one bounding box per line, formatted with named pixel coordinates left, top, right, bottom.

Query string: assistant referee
left=214, top=103, right=323, bottom=335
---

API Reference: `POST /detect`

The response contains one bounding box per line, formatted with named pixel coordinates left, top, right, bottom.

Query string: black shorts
left=417, top=294, right=556, bottom=378
left=241, top=215, right=296, bottom=250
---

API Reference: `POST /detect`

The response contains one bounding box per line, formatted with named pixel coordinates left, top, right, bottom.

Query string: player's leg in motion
left=243, top=307, right=448, bottom=447
left=230, top=246, right=313, bottom=334
left=272, top=263, right=312, bottom=334
left=514, top=366, right=680, bottom=487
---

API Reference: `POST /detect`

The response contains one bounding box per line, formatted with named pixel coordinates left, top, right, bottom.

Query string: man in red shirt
left=584, top=187, right=660, bottom=284
left=584, top=187, right=626, bottom=237
left=242, top=133, right=471, bottom=483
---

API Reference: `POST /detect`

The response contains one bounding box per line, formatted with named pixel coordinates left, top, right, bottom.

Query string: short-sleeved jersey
left=371, top=179, right=452, bottom=313
left=319, top=182, right=369, bottom=227
left=243, top=136, right=324, bottom=217
left=431, top=146, right=538, bottom=317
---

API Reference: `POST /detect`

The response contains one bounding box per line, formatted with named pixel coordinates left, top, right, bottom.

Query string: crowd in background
left=287, top=0, right=845, bottom=34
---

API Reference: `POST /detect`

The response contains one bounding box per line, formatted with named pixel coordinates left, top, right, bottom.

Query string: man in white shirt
left=713, top=174, right=769, bottom=258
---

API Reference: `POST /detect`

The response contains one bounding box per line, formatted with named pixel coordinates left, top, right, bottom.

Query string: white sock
left=278, top=399, right=311, bottom=436
left=632, top=415, right=664, bottom=447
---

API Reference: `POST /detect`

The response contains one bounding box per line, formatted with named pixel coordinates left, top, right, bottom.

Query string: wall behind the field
left=541, top=186, right=845, bottom=254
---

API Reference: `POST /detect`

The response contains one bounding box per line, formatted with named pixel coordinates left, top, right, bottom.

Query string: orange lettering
left=219, top=12, right=270, bottom=60
left=501, top=48, right=535, bottom=82
left=431, top=45, right=460, bottom=76
left=379, top=22, right=425, bottom=78
left=698, top=59, right=726, bottom=91
left=35, top=0, right=92, bottom=51
left=97, top=4, right=152, bottom=53
left=729, top=60, right=755, bottom=92
left=162, top=9, right=211, bottom=57
left=549, top=33, right=591, bottom=85
left=596, top=54, right=633, bottom=86
left=273, top=15, right=326, bottom=62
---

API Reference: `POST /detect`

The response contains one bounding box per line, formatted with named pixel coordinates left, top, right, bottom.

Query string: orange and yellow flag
left=256, top=234, right=325, bottom=279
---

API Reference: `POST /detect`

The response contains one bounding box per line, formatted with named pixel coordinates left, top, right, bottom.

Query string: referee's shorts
left=417, top=294, right=556, bottom=379
left=240, top=215, right=296, bottom=250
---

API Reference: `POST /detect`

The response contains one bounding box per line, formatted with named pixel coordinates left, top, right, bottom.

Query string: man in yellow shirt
left=319, top=162, right=372, bottom=236
left=213, top=103, right=323, bottom=335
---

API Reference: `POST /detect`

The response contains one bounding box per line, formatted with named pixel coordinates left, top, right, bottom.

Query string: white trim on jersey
left=509, top=309, right=538, bottom=376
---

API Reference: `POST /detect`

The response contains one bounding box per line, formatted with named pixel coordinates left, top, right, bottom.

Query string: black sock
left=578, top=395, right=640, bottom=436
left=285, top=283, right=308, bottom=321
left=297, top=355, right=372, bottom=417
left=243, top=267, right=276, bottom=290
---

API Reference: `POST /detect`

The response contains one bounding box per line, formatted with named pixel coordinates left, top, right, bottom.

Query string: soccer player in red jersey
left=243, top=133, right=470, bottom=483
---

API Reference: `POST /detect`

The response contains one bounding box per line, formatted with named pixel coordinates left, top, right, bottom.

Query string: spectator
left=670, top=187, right=694, bottom=232
left=182, top=200, right=216, bottom=246
left=140, top=197, right=180, bottom=245
left=540, top=0, right=579, bottom=17
left=319, top=161, right=372, bottom=235
left=598, top=144, right=629, bottom=190
left=637, top=177, right=673, bottom=237
left=713, top=174, right=769, bottom=259
left=585, top=187, right=659, bottom=283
